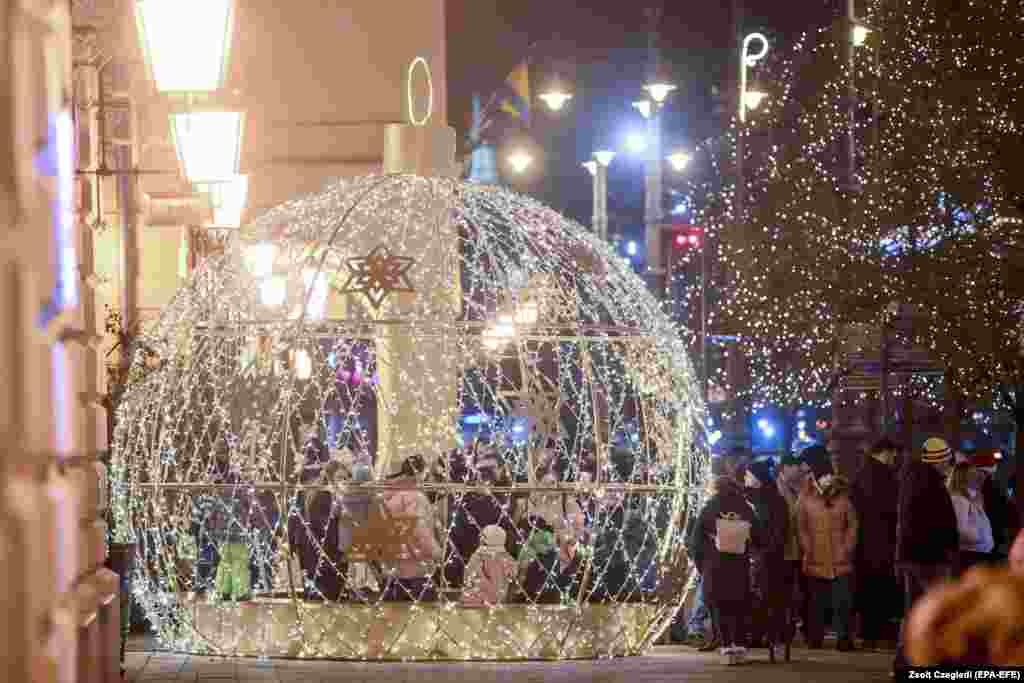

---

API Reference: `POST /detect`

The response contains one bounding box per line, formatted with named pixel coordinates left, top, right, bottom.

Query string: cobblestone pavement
left=125, top=643, right=894, bottom=682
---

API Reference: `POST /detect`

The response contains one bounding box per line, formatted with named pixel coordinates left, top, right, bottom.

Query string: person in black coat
left=893, top=437, right=960, bottom=675
left=851, top=438, right=900, bottom=648
left=690, top=473, right=763, bottom=660
left=745, top=458, right=790, bottom=654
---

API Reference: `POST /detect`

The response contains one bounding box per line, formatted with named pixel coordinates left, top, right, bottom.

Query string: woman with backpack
left=689, top=460, right=763, bottom=665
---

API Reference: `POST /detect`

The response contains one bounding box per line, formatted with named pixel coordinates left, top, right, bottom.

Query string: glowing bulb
left=259, top=276, right=287, bottom=307
left=507, top=151, right=533, bottom=174
left=643, top=82, right=676, bottom=104
left=626, top=241, right=638, bottom=256
left=853, top=25, right=871, bottom=47
left=293, top=350, right=313, bottom=380
left=582, top=161, right=597, bottom=176
left=539, top=91, right=572, bottom=111
left=667, top=151, right=691, bottom=172
left=743, top=90, right=767, bottom=111
left=244, top=243, right=277, bottom=279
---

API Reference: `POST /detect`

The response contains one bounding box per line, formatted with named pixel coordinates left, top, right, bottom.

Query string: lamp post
left=736, top=32, right=769, bottom=245
left=583, top=150, right=615, bottom=241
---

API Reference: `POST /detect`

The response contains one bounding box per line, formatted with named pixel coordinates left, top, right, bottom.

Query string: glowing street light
left=171, top=111, right=244, bottom=181
left=259, top=276, right=287, bottom=307
left=135, top=0, right=235, bottom=92
left=539, top=88, right=573, bottom=112
left=593, top=150, right=616, bottom=167
left=667, top=151, right=691, bottom=172
left=740, top=33, right=770, bottom=123
left=507, top=151, right=533, bottom=174
left=852, top=24, right=872, bottom=47
left=742, top=88, right=768, bottom=112
left=643, top=81, right=676, bottom=105
left=244, top=242, right=276, bottom=279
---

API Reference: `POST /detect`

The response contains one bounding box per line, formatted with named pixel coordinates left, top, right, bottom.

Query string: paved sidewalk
left=125, top=643, right=894, bottom=682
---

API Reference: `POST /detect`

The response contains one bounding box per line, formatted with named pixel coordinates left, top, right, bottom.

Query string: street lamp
left=170, top=110, right=245, bottom=181
left=852, top=24, right=872, bottom=47
left=667, top=151, right=691, bottom=172
left=643, top=81, right=676, bottom=106
left=507, top=151, right=533, bottom=174
left=135, top=0, right=235, bottom=92
left=584, top=150, right=615, bottom=241
left=539, top=76, right=573, bottom=112
left=739, top=33, right=770, bottom=124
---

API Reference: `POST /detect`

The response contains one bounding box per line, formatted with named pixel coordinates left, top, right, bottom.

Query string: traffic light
left=674, top=229, right=702, bottom=249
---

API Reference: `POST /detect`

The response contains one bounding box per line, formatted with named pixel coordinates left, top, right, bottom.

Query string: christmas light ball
left=111, top=174, right=706, bottom=660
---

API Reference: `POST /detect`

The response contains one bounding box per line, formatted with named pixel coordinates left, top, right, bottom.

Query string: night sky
left=446, top=0, right=836, bottom=245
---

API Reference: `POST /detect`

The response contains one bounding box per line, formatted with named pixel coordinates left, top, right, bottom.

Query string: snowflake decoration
left=338, top=244, right=416, bottom=309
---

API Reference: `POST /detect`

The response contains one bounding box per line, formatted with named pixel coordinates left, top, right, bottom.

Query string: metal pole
left=644, top=7, right=664, bottom=296
left=880, top=323, right=890, bottom=432
left=700, top=235, right=709, bottom=405
left=597, top=163, right=609, bottom=242
left=845, top=0, right=857, bottom=191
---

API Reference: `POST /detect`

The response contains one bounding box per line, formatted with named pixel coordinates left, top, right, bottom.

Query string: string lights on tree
left=677, top=0, right=1024, bottom=425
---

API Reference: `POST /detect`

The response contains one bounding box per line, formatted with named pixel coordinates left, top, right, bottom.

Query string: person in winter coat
left=462, top=524, right=517, bottom=606
left=850, top=438, right=900, bottom=649
left=893, top=437, right=960, bottom=676
left=689, top=473, right=763, bottom=665
left=798, top=459, right=859, bottom=651
left=745, top=458, right=790, bottom=657
left=381, top=455, right=442, bottom=601
left=948, top=462, right=994, bottom=575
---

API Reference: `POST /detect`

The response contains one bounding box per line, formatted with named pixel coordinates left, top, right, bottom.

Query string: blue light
left=757, top=418, right=770, bottom=431
left=463, top=413, right=490, bottom=425
left=626, top=241, right=638, bottom=256
left=709, top=430, right=723, bottom=445
left=512, top=424, right=525, bottom=434
left=762, top=425, right=775, bottom=438
left=797, top=420, right=807, bottom=430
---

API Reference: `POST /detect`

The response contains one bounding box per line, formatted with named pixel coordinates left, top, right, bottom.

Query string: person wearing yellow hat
left=892, top=437, right=960, bottom=676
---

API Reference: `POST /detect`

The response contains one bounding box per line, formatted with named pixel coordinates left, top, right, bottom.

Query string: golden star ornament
left=338, top=244, right=416, bottom=309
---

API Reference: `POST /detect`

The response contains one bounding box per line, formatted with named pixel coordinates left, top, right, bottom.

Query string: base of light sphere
left=173, top=596, right=674, bottom=660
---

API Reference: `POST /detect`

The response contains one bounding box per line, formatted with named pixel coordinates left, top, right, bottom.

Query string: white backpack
left=715, top=512, right=752, bottom=555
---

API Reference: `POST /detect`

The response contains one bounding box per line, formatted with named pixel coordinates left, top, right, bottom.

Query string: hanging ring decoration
left=407, top=56, right=433, bottom=126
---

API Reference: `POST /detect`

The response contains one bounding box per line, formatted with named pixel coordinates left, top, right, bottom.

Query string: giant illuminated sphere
left=111, top=174, right=707, bottom=660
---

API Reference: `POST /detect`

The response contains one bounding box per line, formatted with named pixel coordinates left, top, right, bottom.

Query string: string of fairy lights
left=109, top=174, right=706, bottom=660
left=671, top=0, right=1024, bottom=425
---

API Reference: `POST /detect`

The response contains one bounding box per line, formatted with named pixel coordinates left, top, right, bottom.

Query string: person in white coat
left=947, top=462, right=994, bottom=576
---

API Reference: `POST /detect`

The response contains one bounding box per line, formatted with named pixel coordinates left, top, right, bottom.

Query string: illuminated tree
left=684, top=0, right=1024, bottom=424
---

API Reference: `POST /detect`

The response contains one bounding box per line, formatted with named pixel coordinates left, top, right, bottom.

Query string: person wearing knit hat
left=922, top=437, right=953, bottom=465
left=850, top=435, right=901, bottom=649
left=892, top=437, right=960, bottom=676
left=744, top=456, right=791, bottom=659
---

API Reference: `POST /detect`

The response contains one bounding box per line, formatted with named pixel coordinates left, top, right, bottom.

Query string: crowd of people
left=186, top=431, right=664, bottom=608
left=680, top=436, right=1020, bottom=670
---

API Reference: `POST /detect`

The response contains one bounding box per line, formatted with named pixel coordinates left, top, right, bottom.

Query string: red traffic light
left=674, top=232, right=701, bottom=248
